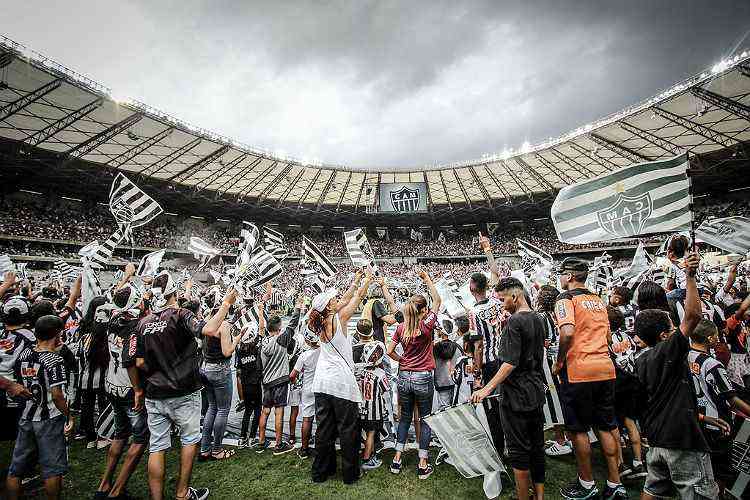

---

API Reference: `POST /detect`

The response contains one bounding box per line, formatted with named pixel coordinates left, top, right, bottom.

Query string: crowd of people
left=12, top=196, right=747, bottom=261
left=0, top=227, right=749, bottom=500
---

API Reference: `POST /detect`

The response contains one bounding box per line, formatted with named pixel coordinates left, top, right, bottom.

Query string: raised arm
left=479, top=234, right=500, bottom=285
left=418, top=269, right=441, bottom=313
left=64, top=275, right=82, bottom=312
left=0, top=271, right=16, bottom=297
left=116, top=263, right=136, bottom=291
left=220, top=322, right=241, bottom=357
left=202, top=287, right=238, bottom=338
left=724, top=264, right=738, bottom=294
left=679, top=252, right=702, bottom=337
left=257, top=298, right=267, bottom=337
left=340, top=271, right=372, bottom=325
left=337, top=271, right=363, bottom=311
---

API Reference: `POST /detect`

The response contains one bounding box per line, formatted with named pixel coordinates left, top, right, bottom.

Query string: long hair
left=308, top=308, right=328, bottom=335
left=400, top=295, right=427, bottom=345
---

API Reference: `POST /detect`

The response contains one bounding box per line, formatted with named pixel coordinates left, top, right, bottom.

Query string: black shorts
left=360, top=419, right=383, bottom=433
left=108, top=393, right=149, bottom=445
left=499, top=405, right=545, bottom=480
left=0, top=406, right=23, bottom=441
left=262, top=383, right=288, bottom=408
left=558, top=371, right=616, bottom=433
left=614, top=375, right=641, bottom=422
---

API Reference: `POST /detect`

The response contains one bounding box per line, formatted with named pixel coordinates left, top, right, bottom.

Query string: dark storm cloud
left=5, top=1, right=750, bottom=167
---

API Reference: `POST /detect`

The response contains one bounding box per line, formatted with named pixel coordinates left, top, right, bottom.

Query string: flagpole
left=686, top=151, right=697, bottom=252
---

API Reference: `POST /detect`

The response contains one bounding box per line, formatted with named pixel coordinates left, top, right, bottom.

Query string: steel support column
left=214, top=156, right=262, bottom=197
left=588, top=133, right=651, bottom=162
left=548, top=147, right=597, bottom=178
left=256, top=163, right=293, bottom=206
left=532, top=153, right=575, bottom=185
left=0, top=51, right=12, bottom=69
left=315, top=171, right=337, bottom=209
left=62, top=112, right=143, bottom=167
left=278, top=167, right=308, bottom=208
left=237, top=160, right=279, bottom=200
left=691, top=86, right=750, bottom=121
left=438, top=171, right=452, bottom=208
left=353, top=175, right=368, bottom=213
left=500, top=160, right=534, bottom=199
left=422, top=171, right=434, bottom=211
left=452, top=170, right=472, bottom=208
left=167, top=144, right=229, bottom=183
left=482, top=163, right=513, bottom=201
left=25, top=98, right=103, bottom=146
left=139, top=137, right=201, bottom=177
left=652, top=107, right=735, bottom=149
left=336, top=171, right=353, bottom=212
left=568, top=141, right=620, bottom=171
left=107, top=126, right=174, bottom=170
left=513, top=157, right=557, bottom=191
left=0, top=79, right=63, bottom=123
left=467, top=166, right=492, bottom=208
left=298, top=169, right=322, bottom=209
left=619, top=121, right=682, bottom=155
left=196, top=153, right=247, bottom=192
left=738, top=63, right=750, bottom=79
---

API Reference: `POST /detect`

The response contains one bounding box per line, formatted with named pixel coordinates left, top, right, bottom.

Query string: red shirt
left=392, top=311, right=437, bottom=372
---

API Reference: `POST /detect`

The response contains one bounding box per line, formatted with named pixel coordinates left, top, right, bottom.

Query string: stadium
left=1, top=6, right=750, bottom=500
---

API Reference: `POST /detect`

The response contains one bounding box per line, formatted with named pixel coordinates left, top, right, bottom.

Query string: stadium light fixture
left=216, top=218, right=230, bottom=222
left=729, top=186, right=750, bottom=192
left=18, top=189, right=42, bottom=195
left=190, top=215, right=204, bottom=220
left=165, top=212, right=178, bottom=216
left=509, top=220, right=523, bottom=223
left=61, top=196, right=82, bottom=202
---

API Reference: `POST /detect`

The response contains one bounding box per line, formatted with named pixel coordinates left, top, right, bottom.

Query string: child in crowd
left=355, top=322, right=389, bottom=471
left=290, top=325, right=321, bottom=460
left=257, top=302, right=301, bottom=455
left=6, top=315, right=74, bottom=500
left=433, top=319, right=463, bottom=409
left=450, top=317, right=476, bottom=404
left=606, top=306, right=645, bottom=480
left=235, top=319, right=263, bottom=449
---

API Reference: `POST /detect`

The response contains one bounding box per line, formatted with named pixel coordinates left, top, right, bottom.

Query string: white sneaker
left=545, top=440, right=573, bottom=456
left=86, top=440, right=97, bottom=449
left=97, top=439, right=110, bottom=450
left=362, top=457, right=381, bottom=470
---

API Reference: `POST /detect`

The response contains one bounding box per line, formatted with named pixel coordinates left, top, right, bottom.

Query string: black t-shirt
left=235, top=340, right=262, bottom=385
left=634, top=332, right=709, bottom=452
left=371, top=300, right=388, bottom=343
left=137, top=307, right=206, bottom=399
left=496, top=311, right=546, bottom=412
left=203, top=335, right=230, bottom=363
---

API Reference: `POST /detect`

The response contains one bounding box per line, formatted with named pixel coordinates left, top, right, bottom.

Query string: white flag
left=136, top=250, right=165, bottom=277
left=344, top=228, right=378, bottom=273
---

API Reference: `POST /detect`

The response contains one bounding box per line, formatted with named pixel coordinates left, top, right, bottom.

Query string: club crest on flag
left=597, top=193, right=653, bottom=239
left=715, top=222, right=736, bottom=238
left=390, top=186, right=420, bottom=212
left=111, top=199, right=135, bottom=226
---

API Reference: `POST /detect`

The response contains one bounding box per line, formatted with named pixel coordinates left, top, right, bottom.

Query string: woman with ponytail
left=310, top=270, right=372, bottom=485
left=386, top=269, right=441, bottom=479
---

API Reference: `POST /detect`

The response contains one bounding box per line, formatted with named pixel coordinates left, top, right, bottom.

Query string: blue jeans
left=395, top=370, right=434, bottom=459
left=199, top=362, right=233, bottom=453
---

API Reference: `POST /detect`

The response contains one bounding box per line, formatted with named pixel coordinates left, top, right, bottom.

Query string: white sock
left=607, top=480, right=621, bottom=489
left=579, top=477, right=595, bottom=489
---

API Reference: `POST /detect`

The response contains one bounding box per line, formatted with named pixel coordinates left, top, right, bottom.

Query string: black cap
left=557, top=257, right=589, bottom=273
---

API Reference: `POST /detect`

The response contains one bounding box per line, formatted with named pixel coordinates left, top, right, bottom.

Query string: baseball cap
left=557, top=257, right=589, bottom=273
left=2, top=295, right=30, bottom=318
left=311, top=288, right=337, bottom=313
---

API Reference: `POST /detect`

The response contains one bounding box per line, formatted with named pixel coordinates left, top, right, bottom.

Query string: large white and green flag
left=551, top=154, right=691, bottom=244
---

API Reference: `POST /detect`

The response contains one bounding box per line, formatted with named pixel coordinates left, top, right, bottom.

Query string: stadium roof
left=1, top=34, right=749, bottom=225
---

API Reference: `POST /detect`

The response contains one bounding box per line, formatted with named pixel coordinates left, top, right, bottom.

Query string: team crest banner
left=551, top=154, right=691, bottom=244
left=378, top=182, right=428, bottom=213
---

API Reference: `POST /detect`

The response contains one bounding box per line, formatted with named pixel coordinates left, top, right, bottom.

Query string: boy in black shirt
left=472, top=277, right=546, bottom=500
left=6, top=315, right=73, bottom=500
left=634, top=252, right=724, bottom=499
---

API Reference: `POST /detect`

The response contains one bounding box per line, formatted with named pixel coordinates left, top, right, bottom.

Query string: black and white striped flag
left=15, top=263, right=28, bottom=281
left=236, top=247, right=282, bottom=289
left=729, top=417, right=750, bottom=499
left=302, top=236, right=336, bottom=280
left=96, top=402, right=116, bottom=440
left=91, top=227, right=126, bottom=267
left=189, top=237, right=220, bottom=270
left=136, top=249, right=165, bottom=277
left=263, top=226, right=288, bottom=261
left=54, top=260, right=79, bottom=280
left=551, top=154, right=691, bottom=244
left=696, top=216, right=750, bottom=256
left=517, top=239, right=553, bottom=266
left=344, top=228, right=378, bottom=273
left=239, top=222, right=260, bottom=255
left=423, top=403, right=506, bottom=479
left=234, top=303, right=269, bottom=334
left=0, top=254, right=12, bottom=274
left=109, top=173, right=163, bottom=236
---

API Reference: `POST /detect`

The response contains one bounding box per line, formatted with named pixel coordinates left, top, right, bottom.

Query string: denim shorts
left=9, top=415, right=68, bottom=479
left=145, top=391, right=202, bottom=452
left=643, top=446, right=719, bottom=499
left=108, top=392, right=149, bottom=445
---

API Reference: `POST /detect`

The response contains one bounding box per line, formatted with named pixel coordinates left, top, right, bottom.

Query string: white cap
left=311, top=288, right=337, bottom=313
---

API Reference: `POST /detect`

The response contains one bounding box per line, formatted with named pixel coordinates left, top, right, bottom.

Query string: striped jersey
left=0, top=327, right=36, bottom=407
left=14, top=348, right=67, bottom=421
left=688, top=349, right=734, bottom=428
left=471, top=298, right=503, bottom=365
left=610, top=329, right=637, bottom=375
left=617, top=304, right=638, bottom=335
left=357, top=366, right=389, bottom=421
left=539, top=311, right=559, bottom=362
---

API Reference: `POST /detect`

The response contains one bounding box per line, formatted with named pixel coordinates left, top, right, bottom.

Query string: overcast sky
left=5, top=1, right=750, bottom=168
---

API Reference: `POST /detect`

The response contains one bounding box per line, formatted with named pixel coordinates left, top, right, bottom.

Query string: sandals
left=211, top=448, right=236, bottom=460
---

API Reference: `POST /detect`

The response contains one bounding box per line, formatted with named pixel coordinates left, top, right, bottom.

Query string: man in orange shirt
left=552, top=258, right=624, bottom=500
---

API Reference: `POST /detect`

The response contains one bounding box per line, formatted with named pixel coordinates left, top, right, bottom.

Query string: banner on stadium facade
left=378, top=182, right=429, bottom=213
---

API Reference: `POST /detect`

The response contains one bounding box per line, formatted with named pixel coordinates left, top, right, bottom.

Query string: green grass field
left=0, top=438, right=646, bottom=499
